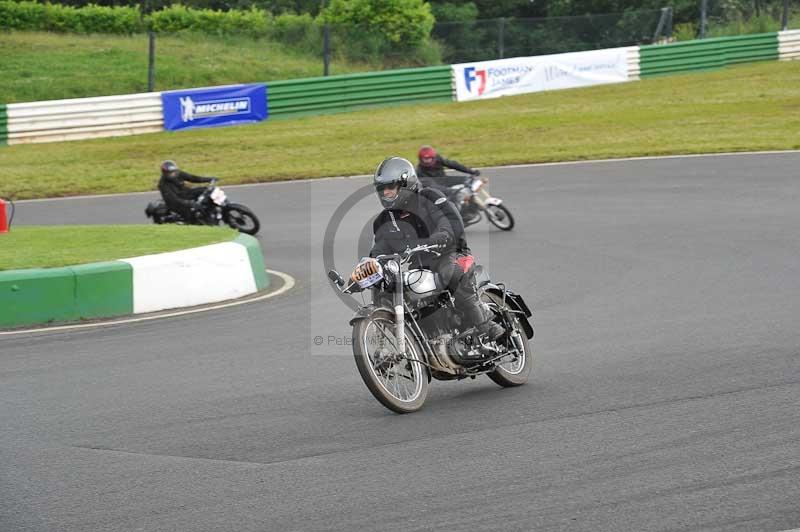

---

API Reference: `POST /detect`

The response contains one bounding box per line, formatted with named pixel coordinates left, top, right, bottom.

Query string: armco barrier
left=627, top=46, right=641, bottom=79
left=5, top=92, right=163, bottom=145
left=779, top=29, right=800, bottom=60
left=0, top=104, right=7, bottom=146
left=266, top=66, right=454, bottom=119
left=0, top=34, right=793, bottom=146
left=639, top=32, right=779, bottom=77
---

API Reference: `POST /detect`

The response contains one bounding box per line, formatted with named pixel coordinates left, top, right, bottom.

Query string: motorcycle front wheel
left=352, top=311, right=429, bottom=414
left=485, top=204, right=515, bottom=231
left=224, top=203, right=260, bottom=235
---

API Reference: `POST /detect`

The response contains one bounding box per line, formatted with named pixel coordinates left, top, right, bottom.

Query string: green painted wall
left=0, top=262, right=133, bottom=329
left=73, top=261, right=133, bottom=319
left=236, top=234, right=269, bottom=291
left=0, top=267, right=76, bottom=327
left=640, top=33, right=779, bottom=77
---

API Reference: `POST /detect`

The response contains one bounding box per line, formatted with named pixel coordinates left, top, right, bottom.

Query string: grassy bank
left=0, top=31, right=371, bottom=103
left=2, top=60, right=799, bottom=200
left=0, top=225, right=237, bottom=270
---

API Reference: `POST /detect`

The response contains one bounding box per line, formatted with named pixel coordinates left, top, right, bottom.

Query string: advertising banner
left=162, top=84, right=267, bottom=131
left=453, top=48, right=630, bottom=102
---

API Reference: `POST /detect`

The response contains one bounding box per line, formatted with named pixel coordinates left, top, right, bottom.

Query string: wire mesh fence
left=431, top=9, right=672, bottom=64
left=694, top=0, right=798, bottom=39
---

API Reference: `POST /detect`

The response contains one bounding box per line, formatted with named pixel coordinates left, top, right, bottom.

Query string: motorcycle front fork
left=471, top=189, right=491, bottom=210
left=394, top=274, right=406, bottom=356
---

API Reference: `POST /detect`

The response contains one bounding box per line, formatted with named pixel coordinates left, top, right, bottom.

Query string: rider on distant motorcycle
left=415, top=145, right=482, bottom=223
left=352, top=157, right=503, bottom=341
left=157, top=160, right=214, bottom=222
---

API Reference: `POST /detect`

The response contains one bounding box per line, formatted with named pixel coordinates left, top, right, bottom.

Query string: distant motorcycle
left=329, top=243, right=534, bottom=413
left=145, top=180, right=260, bottom=235
left=446, top=174, right=515, bottom=231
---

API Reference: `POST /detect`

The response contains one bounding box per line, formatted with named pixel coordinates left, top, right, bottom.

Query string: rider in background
left=157, top=160, right=214, bottom=222
left=415, top=145, right=482, bottom=222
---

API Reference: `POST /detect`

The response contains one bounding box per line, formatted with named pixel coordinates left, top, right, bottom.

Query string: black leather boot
left=461, top=293, right=504, bottom=341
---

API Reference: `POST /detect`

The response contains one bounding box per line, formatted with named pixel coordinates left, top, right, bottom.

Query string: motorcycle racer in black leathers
left=157, top=160, right=214, bottom=222
left=352, top=156, right=503, bottom=341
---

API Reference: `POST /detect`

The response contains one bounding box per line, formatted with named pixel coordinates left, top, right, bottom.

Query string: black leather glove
left=416, top=234, right=449, bottom=249
left=471, top=169, right=481, bottom=177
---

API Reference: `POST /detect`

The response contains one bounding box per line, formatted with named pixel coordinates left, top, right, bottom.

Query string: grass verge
left=0, top=225, right=237, bottom=270
left=1, top=60, right=799, bottom=200
left=0, top=31, right=371, bottom=103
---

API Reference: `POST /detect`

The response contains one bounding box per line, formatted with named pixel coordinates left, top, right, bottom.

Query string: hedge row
left=0, top=1, right=318, bottom=38
left=0, top=2, right=144, bottom=33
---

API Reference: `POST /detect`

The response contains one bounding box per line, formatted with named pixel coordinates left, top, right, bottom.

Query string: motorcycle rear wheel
left=352, top=311, right=429, bottom=413
left=481, top=291, right=532, bottom=387
left=485, top=204, right=515, bottom=231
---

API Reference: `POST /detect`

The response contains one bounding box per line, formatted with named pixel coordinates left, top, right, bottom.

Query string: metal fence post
left=148, top=31, right=156, bottom=92
left=323, top=25, right=330, bottom=76
left=699, top=0, right=708, bottom=39
left=498, top=17, right=505, bottom=59
left=653, top=7, right=673, bottom=42
left=782, top=0, right=789, bottom=31
left=321, top=0, right=330, bottom=76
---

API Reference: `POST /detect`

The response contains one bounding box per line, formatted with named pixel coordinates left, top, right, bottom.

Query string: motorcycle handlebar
left=372, top=243, right=444, bottom=262
left=332, top=244, right=445, bottom=294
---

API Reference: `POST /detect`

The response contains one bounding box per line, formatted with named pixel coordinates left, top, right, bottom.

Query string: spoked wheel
left=480, top=291, right=532, bottom=387
left=224, top=203, right=260, bottom=235
left=485, top=204, right=515, bottom=231
left=352, top=311, right=429, bottom=413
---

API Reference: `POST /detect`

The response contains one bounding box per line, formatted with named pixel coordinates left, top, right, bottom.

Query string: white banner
left=453, top=48, right=631, bottom=102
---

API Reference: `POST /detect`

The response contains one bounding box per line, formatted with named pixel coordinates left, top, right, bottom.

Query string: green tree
left=322, top=0, right=435, bottom=47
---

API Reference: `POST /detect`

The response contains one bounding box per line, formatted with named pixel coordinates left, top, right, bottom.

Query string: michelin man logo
left=180, top=96, right=196, bottom=122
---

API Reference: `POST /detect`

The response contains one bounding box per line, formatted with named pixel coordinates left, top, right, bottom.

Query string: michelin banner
left=453, top=48, right=630, bottom=102
left=162, top=84, right=267, bottom=131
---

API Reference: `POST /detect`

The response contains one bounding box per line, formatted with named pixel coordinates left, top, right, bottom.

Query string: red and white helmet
left=418, top=145, right=438, bottom=168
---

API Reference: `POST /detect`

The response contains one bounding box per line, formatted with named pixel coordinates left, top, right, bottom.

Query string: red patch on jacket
left=455, top=255, right=475, bottom=273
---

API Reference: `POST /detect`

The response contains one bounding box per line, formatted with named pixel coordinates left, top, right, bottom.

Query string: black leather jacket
left=416, top=155, right=478, bottom=191
left=370, top=187, right=468, bottom=268
left=158, top=170, right=213, bottom=209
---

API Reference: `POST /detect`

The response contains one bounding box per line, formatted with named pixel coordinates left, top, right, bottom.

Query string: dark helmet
left=374, top=156, right=419, bottom=209
left=160, top=160, right=179, bottom=177
left=418, top=145, right=438, bottom=168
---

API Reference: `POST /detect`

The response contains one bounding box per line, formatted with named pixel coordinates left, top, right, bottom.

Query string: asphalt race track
left=2, top=152, right=799, bottom=532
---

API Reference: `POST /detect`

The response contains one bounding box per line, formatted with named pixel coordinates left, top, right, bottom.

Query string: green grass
left=2, top=60, right=799, bottom=200
left=0, top=225, right=237, bottom=270
left=0, top=31, right=372, bottom=103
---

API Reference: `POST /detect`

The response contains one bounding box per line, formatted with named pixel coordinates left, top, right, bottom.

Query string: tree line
left=4, top=0, right=791, bottom=26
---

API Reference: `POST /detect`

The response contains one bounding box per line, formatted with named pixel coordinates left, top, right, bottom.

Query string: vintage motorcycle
left=145, top=180, right=260, bottom=235
left=328, top=243, right=534, bottom=413
left=446, top=174, right=515, bottom=231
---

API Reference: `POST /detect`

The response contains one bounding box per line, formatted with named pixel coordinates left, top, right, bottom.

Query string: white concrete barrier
left=121, top=240, right=259, bottom=314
